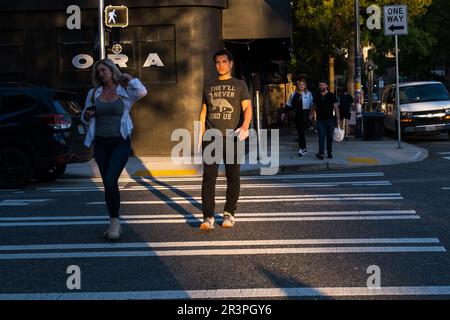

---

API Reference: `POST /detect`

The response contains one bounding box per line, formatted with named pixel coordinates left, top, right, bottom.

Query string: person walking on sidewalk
left=338, top=88, right=354, bottom=141
left=287, top=80, right=313, bottom=156
left=309, top=80, right=340, bottom=160
left=82, top=58, right=147, bottom=240
left=198, top=49, right=252, bottom=230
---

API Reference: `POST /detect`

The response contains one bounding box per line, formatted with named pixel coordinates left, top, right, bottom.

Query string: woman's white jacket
left=81, top=78, right=147, bottom=147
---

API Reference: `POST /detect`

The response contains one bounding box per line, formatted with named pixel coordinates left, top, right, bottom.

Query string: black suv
left=0, top=83, right=92, bottom=188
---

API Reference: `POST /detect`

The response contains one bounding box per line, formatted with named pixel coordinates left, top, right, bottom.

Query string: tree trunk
left=329, top=55, right=335, bottom=93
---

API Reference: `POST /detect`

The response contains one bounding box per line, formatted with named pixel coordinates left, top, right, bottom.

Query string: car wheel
left=35, top=164, right=67, bottom=182
left=0, top=147, right=32, bottom=188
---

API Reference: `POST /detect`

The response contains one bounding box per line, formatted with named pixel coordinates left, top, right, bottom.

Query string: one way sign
left=384, top=5, right=408, bottom=36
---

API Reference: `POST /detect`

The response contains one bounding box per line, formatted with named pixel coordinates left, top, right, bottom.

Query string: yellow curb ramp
left=132, top=169, right=200, bottom=177
left=347, top=157, right=380, bottom=165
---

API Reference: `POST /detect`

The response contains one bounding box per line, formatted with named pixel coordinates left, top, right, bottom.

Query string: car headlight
left=401, top=111, right=412, bottom=117
left=445, top=108, right=450, bottom=115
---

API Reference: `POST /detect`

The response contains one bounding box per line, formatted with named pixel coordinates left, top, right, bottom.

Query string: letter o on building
left=72, top=54, right=94, bottom=69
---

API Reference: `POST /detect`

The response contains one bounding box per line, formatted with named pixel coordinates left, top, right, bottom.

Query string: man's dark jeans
left=316, top=119, right=334, bottom=155
left=202, top=137, right=240, bottom=220
left=94, top=136, right=131, bottom=218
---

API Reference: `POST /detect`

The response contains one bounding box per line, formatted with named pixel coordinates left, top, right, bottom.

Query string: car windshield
left=400, top=84, right=450, bottom=104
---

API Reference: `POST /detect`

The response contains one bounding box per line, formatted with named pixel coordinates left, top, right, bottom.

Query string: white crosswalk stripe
left=2, top=286, right=450, bottom=300
left=35, top=180, right=392, bottom=193
left=436, top=152, right=450, bottom=161
left=55, top=172, right=386, bottom=184
left=0, top=199, right=51, bottom=206
left=1, top=170, right=448, bottom=299
left=86, top=193, right=403, bottom=205
left=0, top=237, right=445, bottom=260
left=0, top=211, right=421, bottom=227
left=0, top=237, right=440, bottom=251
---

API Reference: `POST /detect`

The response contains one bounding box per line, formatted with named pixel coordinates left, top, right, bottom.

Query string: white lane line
left=56, top=172, right=386, bottom=184
left=87, top=194, right=404, bottom=205
left=443, top=157, right=450, bottom=161
left=0, top=199, right=50, bottom=206
left=0, top=246, right=445, bottom=260
left=37, top=181, right=392, bottom=192
left=2, top=286, right=450, bottom=300
left=0, top=215, right=421, bottom=227
left=91, top=198, right=404, bottom=205
left=0, top=238, right=440, bottom=251
left=437, top=152, right=450, bottom=155
left=0, top=210, right=418, bottom=221
left=124, top=193, right=401, bottom=199
left=441, top=187, right=450, bottom=190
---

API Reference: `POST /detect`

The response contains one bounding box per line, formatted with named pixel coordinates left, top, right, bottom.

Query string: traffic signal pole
left=98, top=0, right=105, bottom=59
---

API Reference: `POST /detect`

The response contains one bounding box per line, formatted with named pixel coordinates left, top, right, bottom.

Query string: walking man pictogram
left=108, top=10, right=117, bottom=24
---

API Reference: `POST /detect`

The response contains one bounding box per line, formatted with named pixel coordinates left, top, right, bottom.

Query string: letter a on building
left=105, top=5, right=128, bottom=28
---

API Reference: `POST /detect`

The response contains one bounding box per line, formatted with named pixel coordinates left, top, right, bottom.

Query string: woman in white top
left=287, top=80, right=313, bottom=156
left=82, top=58, right=147, bottom=241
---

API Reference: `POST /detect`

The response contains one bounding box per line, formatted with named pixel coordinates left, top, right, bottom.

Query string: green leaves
left=291, top=0, right=435, bottom=80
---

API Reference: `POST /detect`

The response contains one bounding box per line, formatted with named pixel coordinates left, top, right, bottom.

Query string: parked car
left=381, top=81, right=450, bottom=139
left=0, top=83, right=92, bottom=188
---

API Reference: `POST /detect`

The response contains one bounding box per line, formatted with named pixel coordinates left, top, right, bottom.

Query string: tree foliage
left=291, top=0, right=434, bottom=82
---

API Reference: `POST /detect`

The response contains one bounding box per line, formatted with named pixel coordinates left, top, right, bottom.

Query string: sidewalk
left=64, top=130, right=428, bottom=178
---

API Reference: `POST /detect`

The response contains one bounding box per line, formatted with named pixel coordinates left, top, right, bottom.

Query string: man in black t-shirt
left=198, top=49, right=252, bottom=230
left=309, top=81, right=340, bottom=160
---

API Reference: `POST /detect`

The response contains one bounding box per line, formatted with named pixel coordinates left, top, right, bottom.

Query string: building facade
left=0, top=0, right=291, bottom=155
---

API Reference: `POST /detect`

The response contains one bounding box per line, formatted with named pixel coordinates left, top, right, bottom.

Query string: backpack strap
left=292, top=91, right=303, bottom=111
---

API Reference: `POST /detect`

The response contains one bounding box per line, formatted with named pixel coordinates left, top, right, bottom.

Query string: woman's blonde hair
left=92, top=58, right=122, bottom=87
left=298, top=80, right=309, bottom=93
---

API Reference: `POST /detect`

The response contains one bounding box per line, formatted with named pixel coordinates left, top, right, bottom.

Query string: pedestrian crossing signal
left=105, top=5, right=128, bottom=28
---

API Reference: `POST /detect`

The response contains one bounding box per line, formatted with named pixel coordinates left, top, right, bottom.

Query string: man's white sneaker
left=199, top=217, right=215, bottom=230
left=299, top=149, right=308, bottom=156
left=222, top=213, right=235, bottom=228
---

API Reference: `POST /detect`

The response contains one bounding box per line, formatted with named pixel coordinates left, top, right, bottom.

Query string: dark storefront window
left=58, top=28, right=96, bottom=87
left=0, top=30, right=24, bottom=77
left=57, top=25, right=176, bottom=88
left=137, top=25, right=177, bottom=84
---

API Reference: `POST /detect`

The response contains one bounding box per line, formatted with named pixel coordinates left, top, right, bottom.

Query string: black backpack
left=291, top=92, right=303, bottom=113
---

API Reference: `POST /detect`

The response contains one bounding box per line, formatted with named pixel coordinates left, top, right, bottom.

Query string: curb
left=62, top=144, right=429, bottom=179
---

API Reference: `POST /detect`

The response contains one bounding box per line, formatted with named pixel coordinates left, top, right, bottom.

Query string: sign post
left=255, top=91, right=261, bottom=160
left=355, top=0, right=363, bottom=138
left=384, top=5, right=408, bottom=149
left=98, top=0, right=105, bottom=59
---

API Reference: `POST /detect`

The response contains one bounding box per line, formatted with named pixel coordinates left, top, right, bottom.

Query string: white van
left=381, top=81, right=450, bottom=139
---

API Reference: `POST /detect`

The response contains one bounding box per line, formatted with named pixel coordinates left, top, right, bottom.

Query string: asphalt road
left=0, top=133, right=449, bottom=302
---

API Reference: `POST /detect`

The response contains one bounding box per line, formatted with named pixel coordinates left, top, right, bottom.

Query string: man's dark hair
left=213, top=49, right=234, bottom=63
